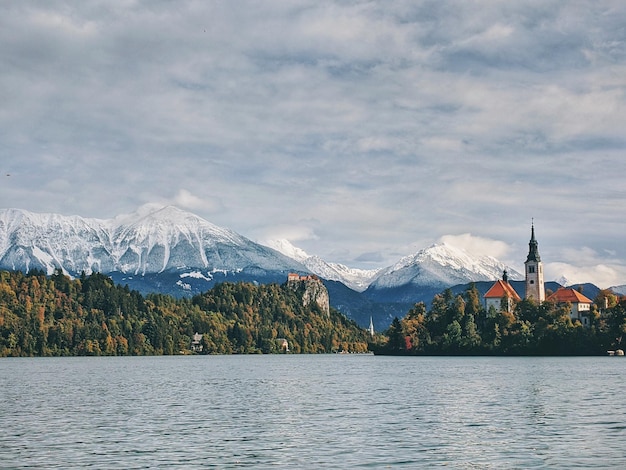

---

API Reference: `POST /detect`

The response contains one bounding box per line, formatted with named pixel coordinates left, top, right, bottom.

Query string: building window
left=529, top=280, right=534, bottom=284
left=528, top=266, right=535, bottom=274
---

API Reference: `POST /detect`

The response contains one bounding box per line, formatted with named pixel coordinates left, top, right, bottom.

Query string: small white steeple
left=368, top=316, right=375, bottom=337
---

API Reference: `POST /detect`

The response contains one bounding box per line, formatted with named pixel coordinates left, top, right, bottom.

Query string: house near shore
left=191, top=332, right=203, bottom=352
left=276, top=338, right=289, bottom=352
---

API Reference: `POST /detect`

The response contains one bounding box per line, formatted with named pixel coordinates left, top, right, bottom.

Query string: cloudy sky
left=1, top=1, right=625, bottom=287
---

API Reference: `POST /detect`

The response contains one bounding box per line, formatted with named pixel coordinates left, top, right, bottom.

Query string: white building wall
left=485, top=297, right=514, bottom=313
left=525, top=261, right=545, bottom=302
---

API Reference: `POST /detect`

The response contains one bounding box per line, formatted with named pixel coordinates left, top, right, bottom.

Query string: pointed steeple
left=368, top=316, right=375, bottom=337
left=502, top=270, right=508, bottom=282
left=526, top=222, right=541, bottom=262
left=524, top=220, right=545, bottom=302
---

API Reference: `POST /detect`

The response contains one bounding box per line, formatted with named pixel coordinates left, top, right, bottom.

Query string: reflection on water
left=1, top=356, right=625, bottom=468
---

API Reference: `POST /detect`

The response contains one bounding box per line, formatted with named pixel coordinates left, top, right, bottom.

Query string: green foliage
left=374, top=283, right=623, bottom=356
left=0, top=270, right=369, bottom=356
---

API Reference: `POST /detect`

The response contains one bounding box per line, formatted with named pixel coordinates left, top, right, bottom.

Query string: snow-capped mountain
left=0, top=208, right=116, bottom=274
left=0, top=207, right=306, bottom=290
left=555, top=275, right=572, bottom=288
left=264, top=239, right=380, bottom=292
left=368, top=242, right=523, bottom=291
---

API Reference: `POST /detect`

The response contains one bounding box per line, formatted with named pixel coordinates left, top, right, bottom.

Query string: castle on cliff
left=286, top=273, right=330, bottom=316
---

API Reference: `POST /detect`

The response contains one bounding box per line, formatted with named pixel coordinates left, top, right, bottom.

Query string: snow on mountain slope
left=0, top=207, right=305, bottom=277
left=0, top=208, right=115, bottom=275
left=302, top=255, right=381, bottom=292
left=368, top=242, right=523, bottom=291
left=264, top=239, right=380, bottom=292
left=263, top=238, right=310, bottom=263
left=110, top=206, right=255, bottom=275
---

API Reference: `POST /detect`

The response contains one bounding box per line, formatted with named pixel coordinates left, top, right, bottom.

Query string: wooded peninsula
left=0, top=270, right=369, bottom=356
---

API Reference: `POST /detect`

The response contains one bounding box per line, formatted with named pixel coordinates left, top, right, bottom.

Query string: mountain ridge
left=368, top=242, right=523, bottom=292
left=0, top=206, right=307, bottom=280
left=264, top=238, right=381, bottom=292
left=3, top=205, right=602, bottom=330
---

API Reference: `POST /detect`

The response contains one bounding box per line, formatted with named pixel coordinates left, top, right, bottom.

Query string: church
left=484, top=223, right=545, bottom=313
left=484, top=224, right=593, bottom=326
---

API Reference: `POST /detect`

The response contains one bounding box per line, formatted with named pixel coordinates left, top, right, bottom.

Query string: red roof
left=547, top=287, right=592, bottom=304
left=484, top=280, right=521, bottom=301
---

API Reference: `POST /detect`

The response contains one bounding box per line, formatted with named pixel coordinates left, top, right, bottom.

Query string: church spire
left=524, top=220, right=545, bottom=302
left=526, top=221, right=541, bottom=263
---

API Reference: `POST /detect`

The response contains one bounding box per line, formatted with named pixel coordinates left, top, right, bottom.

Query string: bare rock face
left=286, top=273, right=330, bottom=316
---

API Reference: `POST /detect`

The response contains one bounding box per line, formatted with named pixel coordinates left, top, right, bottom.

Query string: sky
left=1, top=1, right=626, bottom=287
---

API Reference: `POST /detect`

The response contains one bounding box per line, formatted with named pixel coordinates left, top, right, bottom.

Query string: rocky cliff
left=286, top=274, right=330, bottom=316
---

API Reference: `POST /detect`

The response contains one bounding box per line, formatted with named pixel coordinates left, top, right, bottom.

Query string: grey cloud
left=0, top=1, right=625, bottom=284
left=354, top=252, right=385, bottom=263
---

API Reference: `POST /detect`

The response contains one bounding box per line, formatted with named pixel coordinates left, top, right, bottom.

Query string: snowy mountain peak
left=264, top=239, right=310, bottom=263
left=113, top=205, right=244, bottom=252
left=0, top=206, right=303, bottom=278
left=370, top=242, right=523, bottom=291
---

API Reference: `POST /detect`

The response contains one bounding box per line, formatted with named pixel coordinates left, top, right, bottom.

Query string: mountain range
left=0, top=206, right=599, bottom=329
left=0, top=205, right=304, bottom=276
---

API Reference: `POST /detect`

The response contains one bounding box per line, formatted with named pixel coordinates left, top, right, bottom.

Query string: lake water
left=1, top=355, right=625, bottom=469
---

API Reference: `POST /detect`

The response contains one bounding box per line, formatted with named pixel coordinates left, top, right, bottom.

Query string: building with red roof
left=484, top=270, right=521, bottom=313
left=547, top=287, right=593, bottom=326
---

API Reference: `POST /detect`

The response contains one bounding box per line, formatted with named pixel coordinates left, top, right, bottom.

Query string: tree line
left=0, top=269, right=369, bottom=357
left=373, top=284, right=626, bottom=355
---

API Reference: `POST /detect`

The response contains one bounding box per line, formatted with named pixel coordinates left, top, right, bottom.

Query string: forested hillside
left=0, top=270, right=369, bottom=356
left=374, top=284, right=626, bottom=356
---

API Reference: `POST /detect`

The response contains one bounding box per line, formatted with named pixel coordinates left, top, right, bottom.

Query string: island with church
left=371, top=224, right=626, bottom=356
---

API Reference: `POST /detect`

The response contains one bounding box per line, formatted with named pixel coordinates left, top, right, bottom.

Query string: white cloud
left=173, top=189, right=215, bottom=212
left=543, top=246, right=626, bottom=288
left=439, top=234, right=512, bottom=260
left=257, top=225, right=319, bottom=245
left=546, top=262, right=626, bottom=290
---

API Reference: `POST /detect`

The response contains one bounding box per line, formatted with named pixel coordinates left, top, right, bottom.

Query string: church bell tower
left=524, top=222, right=545, bottom=302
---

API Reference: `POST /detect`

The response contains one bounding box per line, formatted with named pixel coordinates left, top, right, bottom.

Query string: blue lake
left=1, top=355, right=625, bottom=468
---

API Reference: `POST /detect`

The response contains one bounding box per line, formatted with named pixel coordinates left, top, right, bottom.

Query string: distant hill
left=0, top=270, right=370, bottom=356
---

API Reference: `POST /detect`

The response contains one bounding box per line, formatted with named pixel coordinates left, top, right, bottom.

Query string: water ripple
left=1, top=356, right=626, bottom=468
